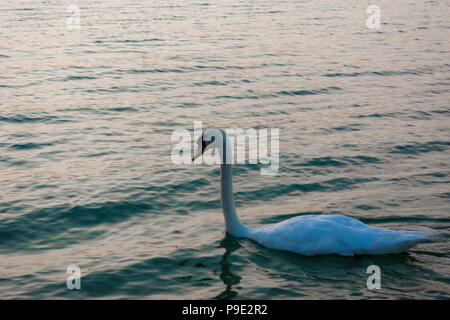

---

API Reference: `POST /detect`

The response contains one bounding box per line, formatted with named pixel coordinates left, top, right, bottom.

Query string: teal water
left=0, top=0, right=449, bottom=299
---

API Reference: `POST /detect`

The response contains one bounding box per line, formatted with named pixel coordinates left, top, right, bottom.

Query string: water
left=0, top=0, right=449, bottom=299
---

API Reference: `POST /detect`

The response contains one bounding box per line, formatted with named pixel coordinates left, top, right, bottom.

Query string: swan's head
left=192, top=128, right=228, bottom=162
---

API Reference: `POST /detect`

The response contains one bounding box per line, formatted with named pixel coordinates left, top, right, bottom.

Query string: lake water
left=0, top=0, right=449, bottom=299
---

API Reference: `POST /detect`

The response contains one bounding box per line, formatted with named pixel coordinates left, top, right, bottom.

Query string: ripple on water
left=0, top=0, right=449, bottom=299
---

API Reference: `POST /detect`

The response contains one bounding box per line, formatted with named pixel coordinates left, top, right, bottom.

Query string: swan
left=192, top=128, right=437, bottom=256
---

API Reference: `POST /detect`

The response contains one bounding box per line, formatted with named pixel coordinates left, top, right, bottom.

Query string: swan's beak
left=192, top=148, right=202, bottom=162
left=192, top=135, right=209, bottom=162
left=192, top=143, right=205, bottom=162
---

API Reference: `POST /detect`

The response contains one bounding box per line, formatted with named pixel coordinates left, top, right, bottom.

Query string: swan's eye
left=202, top=135, right=215, bottom=151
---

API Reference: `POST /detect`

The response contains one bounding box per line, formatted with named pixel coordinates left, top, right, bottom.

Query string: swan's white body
left=247, top=214, right=434, bottom=256
left=195, top=129, right=436, bottom=256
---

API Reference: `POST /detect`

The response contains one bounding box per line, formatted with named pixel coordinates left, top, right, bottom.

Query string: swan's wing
left=249, top=214, right=436, bottom=256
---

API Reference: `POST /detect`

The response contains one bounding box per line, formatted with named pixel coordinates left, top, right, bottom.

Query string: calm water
left=0, top=0, right=449, bottom=299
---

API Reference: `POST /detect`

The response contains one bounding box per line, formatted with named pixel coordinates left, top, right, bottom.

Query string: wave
left=390, top=141, right=450, bottom=154
left=277, top=87, right=342, bottom=96
left=0, top=114, right=70, bottom=124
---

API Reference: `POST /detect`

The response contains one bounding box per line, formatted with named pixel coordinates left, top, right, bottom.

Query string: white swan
left=192, top=129, right=437, bottom=256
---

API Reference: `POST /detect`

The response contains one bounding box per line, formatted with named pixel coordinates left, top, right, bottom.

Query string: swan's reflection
left=214, top=234, right=242, bottom=299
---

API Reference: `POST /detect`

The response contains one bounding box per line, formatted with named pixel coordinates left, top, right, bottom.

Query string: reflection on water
left=215, top=234, right=242, bottom=300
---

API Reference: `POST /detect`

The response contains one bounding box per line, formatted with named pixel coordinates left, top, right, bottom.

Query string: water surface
left=0, top=0, right=449, bottom=299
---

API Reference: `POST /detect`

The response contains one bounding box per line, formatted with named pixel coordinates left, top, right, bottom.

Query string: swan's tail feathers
left=403, top=230, right=437, bottom=241
left=391, top=230, right=438, bottom=253
left=366, top=229, right=438, bottom=255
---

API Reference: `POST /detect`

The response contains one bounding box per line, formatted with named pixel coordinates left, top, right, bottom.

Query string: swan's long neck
left=220, top=163, right=249, bottom=238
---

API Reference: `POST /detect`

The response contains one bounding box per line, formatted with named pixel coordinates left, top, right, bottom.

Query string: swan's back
left=248, top=214, right=435, bottom=256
